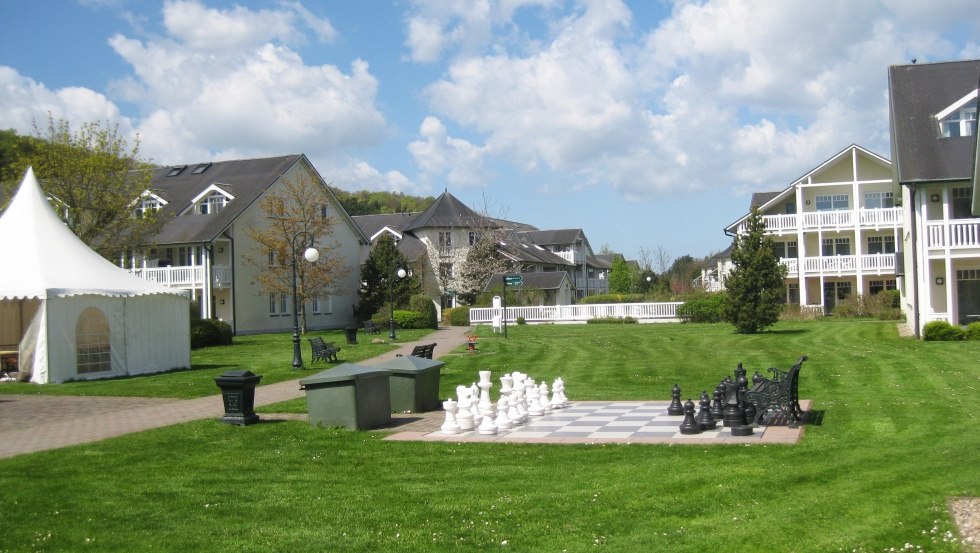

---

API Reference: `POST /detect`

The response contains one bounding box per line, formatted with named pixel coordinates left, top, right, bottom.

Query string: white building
left=723, top=145, right=900, bottom=313
left=889, top=59, right=980, bottom=335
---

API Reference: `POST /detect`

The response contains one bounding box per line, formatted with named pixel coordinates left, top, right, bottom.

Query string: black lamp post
left=290, top=232, right=319, bottom=368
left=388, top=265, right=407, bottom=340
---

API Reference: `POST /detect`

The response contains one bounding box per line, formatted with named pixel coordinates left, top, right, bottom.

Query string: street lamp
left=388, top=266, right=407, bottom=340
left=290, top=232, right=319, bottom=368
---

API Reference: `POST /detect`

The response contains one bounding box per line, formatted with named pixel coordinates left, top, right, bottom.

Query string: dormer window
left=166, top=165, right=187, bottom=177
left=133, top=192, right=167, bottom=218
left=936, top=90, right=978, bottom=138
left=199, top=192, right=228, bottom=214
left=183, top=184, right=235, bottom=216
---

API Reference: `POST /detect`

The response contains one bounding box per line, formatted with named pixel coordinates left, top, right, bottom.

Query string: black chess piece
left=737, top=372, right=756, bottom=425
left=752, top=371, right=764, bottom=385
left=679, top=399, right=701, bottom=434
left=722, top=379, right=746, bottom=428
left=668, top=383, right=684, bottom=416
left=710, top=386, right=725, bottom=420
left=696, top=391, right=717, bottom=430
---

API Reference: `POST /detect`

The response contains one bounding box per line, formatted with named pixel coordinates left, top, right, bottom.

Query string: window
left=864, top=192, right=894, bottom=209
left=939, top=104, right=977, bottom=137
left=784, top=202, right=797, bottom=214
left=319, top=204, right=329, bottom=219
left=815, top=194, right=849, bottom=211
left=311, top=295, right=332, bottom=315
left=822, top=237, right=850, bottom=256
left=771, top=241, right=798, bottom=259
left=311, top=295, right=320, bottom=314
left=134, top=196, right=162, bottom=218
left=438, top=232, right=452, bottom=254
left=269, top=293, right=277, bottom=315
left=199, top=192, right=228, bottom=214
left=869, top=280, right=897, bottom=294
left=76, top=307, right=111, bottom=374
left=269, top=293, right=290, bottom=316
left=952, top=187, right=974, bottom=219
left=166, top=165, right=186, bottom=177
left=439, top=262, right=453, bottom=281
left=280, top=293, right=289, bottom=315
left=787, top=283, right=800, bottom=304
left=469, top=231, right=480, bottom=245
left=191, top=162, right=212, bottom=174
left=867, top=235, right=896, bottom=254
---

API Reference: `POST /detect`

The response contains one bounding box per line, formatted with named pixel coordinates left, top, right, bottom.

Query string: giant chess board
left=409, top=401, right=807, bottom=444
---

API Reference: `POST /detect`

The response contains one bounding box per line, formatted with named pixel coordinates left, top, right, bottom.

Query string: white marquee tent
left=0, top=168, right=190, bottom=384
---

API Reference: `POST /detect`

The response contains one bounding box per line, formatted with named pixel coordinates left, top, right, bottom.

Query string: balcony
left=780, top=258, right=798, bottom=275
left=130, top=265, right=232, bottom=289
left=752, top=207, right=902, bottom=234
left=925, top=220, right=980, bottom=249
left=554, top=250, right=584, bottom=264
left=799, top=254, right=895, bottom=275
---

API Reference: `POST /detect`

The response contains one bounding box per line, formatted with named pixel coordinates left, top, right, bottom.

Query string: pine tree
left=722, top=207, right=786, bottom=333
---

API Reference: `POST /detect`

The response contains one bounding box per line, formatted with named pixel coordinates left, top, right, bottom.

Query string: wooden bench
left=363, top=321, right=381, bottom=335
left=744, top=355, right=807, bottom=426
left=397, top=343, right=436, bottom=359
left=308, top=337, right=340, bottom=363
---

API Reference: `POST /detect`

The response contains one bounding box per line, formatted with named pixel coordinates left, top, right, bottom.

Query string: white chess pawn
left=478, top=409, right=498, bottom=435
left=456, top=386, right=475, bottom=431
left=507, top=392, right=523, bottom=425
left=495, top=396, right=513, bottom=430
left=512, top=380, right=528, bottom=422
left=550, top=378, right=565, bottom=409
left=538, top=382, right=552, bottom=413
left=441, top=398, right=461, bottom=435
left=556, top=377, right=568, bottom=407
left=527, top=380, right=544, bottom=417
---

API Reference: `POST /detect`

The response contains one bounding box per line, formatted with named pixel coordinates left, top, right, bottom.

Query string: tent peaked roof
left=0, top=167, right=187, bottom=300
left=402, top=191, right=494, bottom=232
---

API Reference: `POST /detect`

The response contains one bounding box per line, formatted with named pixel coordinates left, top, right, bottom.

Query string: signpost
left=501, top=273, right=523, bottom=338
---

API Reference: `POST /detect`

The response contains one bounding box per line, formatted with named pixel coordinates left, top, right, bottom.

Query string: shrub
left=964, top=321, right=980, bottom=341
left=190, top=318, right=233, bottom=349
left=780, top=304, right=823, bottom=321
left=409, top=294, right=438, bottom=329
left=586, top=316, right=638, bottom=324
left=676, top=294, right=725, bottom=323
left=516, top=316, right=526, bottom=325
left=393, top=310, right=429, bottom=329
left=923, top=321, right=965, bottom=341
left=579, top=293, right=644, bottom=305
left=832, top=294, right=864, bottom=318
left=444, top=307, right=471, bottom=326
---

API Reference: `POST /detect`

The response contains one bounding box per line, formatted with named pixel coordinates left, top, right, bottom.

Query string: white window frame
left=864, top=191, right=894, bottom=209
left=815, top=194, right=849, bottom=211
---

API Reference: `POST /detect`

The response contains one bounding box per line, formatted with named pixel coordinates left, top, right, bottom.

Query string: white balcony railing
left=780, top=258, right=798, bottom=275
left=130, top=265, right=232, bottom=289
left=753, top=207, right=902, bottom=234
left=468, top=302, right=684, bottom=324
left=554, top=251, right=584, bottom=264
left=860, top=253, right=896, bottom=272
left=926, top=220, right=980, bottom=249
left=798, top=254, right=896, bottom=274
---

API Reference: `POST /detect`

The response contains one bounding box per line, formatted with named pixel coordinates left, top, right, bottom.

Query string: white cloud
left=408, top=116, right=489, bottom=188
left=326, top=158, right=419, bottom=195
left=0, top=66, right=133, bottom=136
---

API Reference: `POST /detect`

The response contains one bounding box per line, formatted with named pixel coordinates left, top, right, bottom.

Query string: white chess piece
left=495, top=396, right=513, bottom=430
left=550, top=378, right=565, bottom=409
left=441, top=398, right=461, bottom=435
left=477, top=371, right=494, bottom=417
left=539, top=382, right=552, bottom=413
left=478, top=409, right=498, bottom=435
left=469, top=382, right=482, bottom=424
left=507, top=391, right=523, bottom=425
left=456, top=386, right=475, bottom=431
left=527, top=379, right=544, bottom=417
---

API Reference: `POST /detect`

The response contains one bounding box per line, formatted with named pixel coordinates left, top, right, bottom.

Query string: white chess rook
left=441, top=398, right=461, bottom=435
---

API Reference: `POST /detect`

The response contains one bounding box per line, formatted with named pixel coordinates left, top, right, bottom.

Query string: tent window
left=77, top=307, right=111, bottom=374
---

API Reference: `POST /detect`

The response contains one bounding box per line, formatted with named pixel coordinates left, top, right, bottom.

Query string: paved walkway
left=0, top=325, right=475, bottom=459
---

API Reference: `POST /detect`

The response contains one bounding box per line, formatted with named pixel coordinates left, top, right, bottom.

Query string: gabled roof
left=401, top=191, right=494, bottom=231
left=146, top=154, right=367, bottom=246
left=889, top=59, right=980, bottom=185
left=483, top=271, right=570, bottom=291
left=519, top=228, right=587, bottom=247
left=497, top=240, right=574, bottom=266
left=750, top=192, right=781, bottom=208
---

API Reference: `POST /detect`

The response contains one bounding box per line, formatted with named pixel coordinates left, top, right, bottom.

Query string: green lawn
left=0, top=328, right=432, bottom=399
left=0, top=320, right=977, bottom=552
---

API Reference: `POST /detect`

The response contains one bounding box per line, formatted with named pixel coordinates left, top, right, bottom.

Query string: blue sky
left=2, top=1, right=979, bottom=265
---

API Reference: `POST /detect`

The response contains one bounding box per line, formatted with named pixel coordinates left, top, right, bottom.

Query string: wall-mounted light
left=805, top=200, right=811, bottom=205
left=935, top=277, right=944, bottom=285
left=218, top=247, right=225, bottom=253
left=930, top=194, right=940, bottom=202
left=219, top=299, right=226, bottom=305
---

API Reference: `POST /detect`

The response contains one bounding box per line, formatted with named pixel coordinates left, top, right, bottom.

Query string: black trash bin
left=214, top=370, right=262, bottom=425
left=345, top=326, right=358, bottom=345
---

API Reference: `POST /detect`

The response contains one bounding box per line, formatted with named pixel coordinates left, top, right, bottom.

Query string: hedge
left=191, top=318, right=233, bottom=349
left=444, top=307, right=471, bottom=326
left=922, top=321, right=965, bottom=341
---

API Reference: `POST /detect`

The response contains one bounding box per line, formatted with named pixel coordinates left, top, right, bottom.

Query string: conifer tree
left=722, top=207, right=786, bottom=333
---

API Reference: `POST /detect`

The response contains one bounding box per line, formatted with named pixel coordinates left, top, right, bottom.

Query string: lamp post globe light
left=290, top=231, right=319, bottom=369
left=389, top=267, right=407, bottom=340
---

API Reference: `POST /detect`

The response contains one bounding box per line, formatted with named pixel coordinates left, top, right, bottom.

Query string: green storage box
left=374, top=356, right=444, bottom=413
left=299, top=364, right=391, bottom=430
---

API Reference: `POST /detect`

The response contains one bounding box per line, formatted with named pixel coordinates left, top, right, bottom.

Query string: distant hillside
left=330, top=187, right=435, bottom=216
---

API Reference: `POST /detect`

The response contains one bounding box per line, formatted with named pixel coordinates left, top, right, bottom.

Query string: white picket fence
left=468, top=302, right=684, bottom=324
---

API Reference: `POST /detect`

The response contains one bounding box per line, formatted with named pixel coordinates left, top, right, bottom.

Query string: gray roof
left=519, top=228, right=587, bottom=247
left=889, top=59, right=980, bottom=185
left=350, top=213, right=428, bottom=263
left=750, top=192, right=781, bottom=208
left=483, top=271, right=570, bottom=291
left=498, top=240, right=574, bottom=266
left=401, top=191, right=495, bottom=231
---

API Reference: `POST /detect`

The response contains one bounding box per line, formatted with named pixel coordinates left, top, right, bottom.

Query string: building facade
left=724, top=145, right=900, bottom=313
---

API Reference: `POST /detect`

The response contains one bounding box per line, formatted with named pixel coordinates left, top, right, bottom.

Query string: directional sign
left=504, top=274, right=523, bottom=286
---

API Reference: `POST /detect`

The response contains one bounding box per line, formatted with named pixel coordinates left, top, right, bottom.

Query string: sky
left=2, top=1, right=979, bottom=264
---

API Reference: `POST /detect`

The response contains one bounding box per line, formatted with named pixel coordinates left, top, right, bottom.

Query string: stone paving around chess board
left=382, top=400, right=810, bottom=445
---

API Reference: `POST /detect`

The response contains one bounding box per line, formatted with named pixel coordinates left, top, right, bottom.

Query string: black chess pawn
left=696, top=391, right=717, bottom=430
left=679, top=399, right=701, bottom=434
left=752, top=371, right=764, bottom=385
left=668, top=383, right=684, bottom=416
left=722, top=379, right=746, bottom=428
left=711, top=386, right=725, bottom=420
